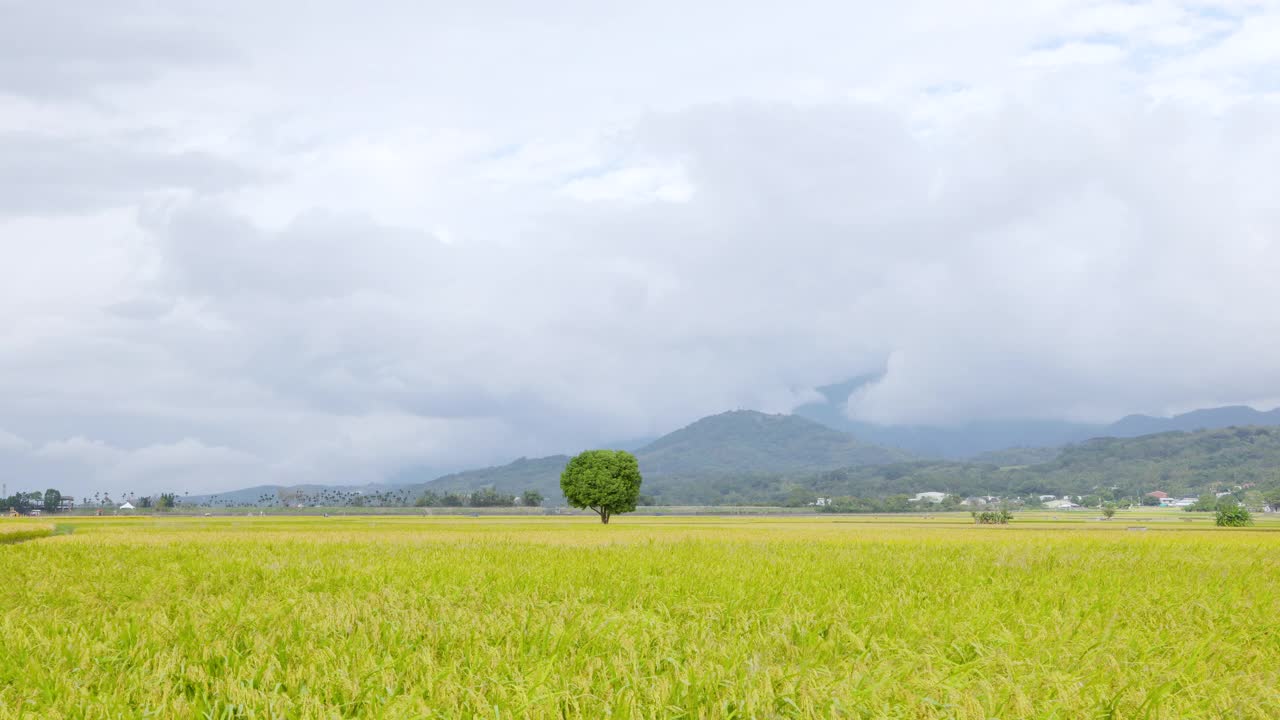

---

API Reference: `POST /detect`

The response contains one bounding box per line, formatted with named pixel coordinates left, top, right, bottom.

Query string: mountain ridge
left=794, top=377, right=1280, bottom=458
left=414, top=409, right=910, bottom=500
left=649, top=424, right=1280, bottom=505
left=179, top=402, right=1280, bottom=506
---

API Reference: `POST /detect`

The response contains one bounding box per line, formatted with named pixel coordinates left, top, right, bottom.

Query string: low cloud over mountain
left=5, top=1, right=1280, bottom=496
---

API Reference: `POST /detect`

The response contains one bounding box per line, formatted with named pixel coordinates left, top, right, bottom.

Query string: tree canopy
left=560, top=450, right=643, bottom=524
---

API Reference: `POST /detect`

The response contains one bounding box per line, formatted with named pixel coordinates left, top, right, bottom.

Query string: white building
left=1044, top=499, right=1079, bottom=510
left=912, top=492, right=947, bottom=503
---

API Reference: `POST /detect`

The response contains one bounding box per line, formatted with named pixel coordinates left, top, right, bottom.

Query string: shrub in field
left=1102, top=504, right=1117, bottom=519
left=1215, top=505, right=1253, bottom=527
left=972, top=510, right=1012, bottom=524
left=560, top=449, right=643, bottom=524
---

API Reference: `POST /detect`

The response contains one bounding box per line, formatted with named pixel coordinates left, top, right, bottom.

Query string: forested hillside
left=416, top=410, right=910, bottom=501
left=636, top=410, right=908, bottom=474
left=645, top=426, right=1280, bottom=505
left=422, top=455, right=571, bottom=496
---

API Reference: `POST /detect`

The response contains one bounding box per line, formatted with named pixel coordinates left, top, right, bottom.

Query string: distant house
left=1172, top=497, right=1198, bottom=507
left=961, top=496, right=1000, bottom=507
left=1146, top=491, right=1169, bottom=499
left=812, top=497, right=831, bottom=507
left=1038, top=494, right=1057, bottom=502
left=1044, top=499, right=1080, bottom=510
left=118, top=502, right=135, bottom=511
left=1158, top=497, right=1177, bottom=506
left=911, top=492, right=947, bottom=504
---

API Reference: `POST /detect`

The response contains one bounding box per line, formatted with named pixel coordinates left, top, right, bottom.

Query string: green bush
left=1215, top=505, right=1253, bottom=527
left=973, top=510, right=1012, bottom=525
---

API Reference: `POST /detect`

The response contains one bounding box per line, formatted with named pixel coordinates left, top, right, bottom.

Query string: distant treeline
left=2, top=489, right=177, bottom=514
left=415, top=488, right=545, bottom=508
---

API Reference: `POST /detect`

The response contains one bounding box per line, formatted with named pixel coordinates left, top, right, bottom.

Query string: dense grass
left=0, top=522, right=53, bottom=545
left=3, top=514, right=1279, bottom=718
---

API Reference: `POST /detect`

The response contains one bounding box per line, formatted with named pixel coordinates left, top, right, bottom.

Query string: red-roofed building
left=1146, top=491, right=1168, bottom=499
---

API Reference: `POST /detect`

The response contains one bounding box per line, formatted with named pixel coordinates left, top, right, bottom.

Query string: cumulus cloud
left=2, top=0, right=1280, bottom=495
left=0, top=1, right=230, bottom=98
left=0, top=429, right=31, bottom=453
left=0, top=132, right=258, bottom=216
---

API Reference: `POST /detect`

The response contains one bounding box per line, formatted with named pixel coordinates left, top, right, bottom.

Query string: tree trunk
left=600, top=510, right=610, bottom=524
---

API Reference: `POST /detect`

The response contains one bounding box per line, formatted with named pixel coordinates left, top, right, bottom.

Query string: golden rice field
left=3, top=512, right=1280, bottom=719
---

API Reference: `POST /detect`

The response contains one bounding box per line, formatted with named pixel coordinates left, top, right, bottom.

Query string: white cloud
left=0, top=428, right=30, bottom=453
left=3, top=0, right=1280, bottom=495
left=1022, top=42, right=1128, bottom=67
left=561, top=165, right=695, bottom=203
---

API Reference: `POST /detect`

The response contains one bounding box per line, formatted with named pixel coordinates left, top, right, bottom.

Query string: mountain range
left=423, top=423, right=1280, bottom=507
left=655, top=425, right=1280, bottom=505
left=185, top=400, right=1280, bottom=507
left=794, top=377, right=1280, bottom=458
left=407, top=405, right=1280, bottom=505
left=414, top=411, right=906, bottom=501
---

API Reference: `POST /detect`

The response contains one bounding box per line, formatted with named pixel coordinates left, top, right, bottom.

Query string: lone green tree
left=560, top=450, right=643, bottom=524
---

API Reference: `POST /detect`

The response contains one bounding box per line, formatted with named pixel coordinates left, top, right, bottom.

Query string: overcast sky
left=4, top=1, right=1280, bottom=496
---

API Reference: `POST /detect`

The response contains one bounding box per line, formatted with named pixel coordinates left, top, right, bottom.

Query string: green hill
left=636, top=410, right=909, bottom=475
left=418, top=410, right=910, bottom=501
left=648, top=425, right=1280, bottom=505
left=422, top=455, right=571, bottom=497
left=1030, top=425, right=1280, bottom=492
